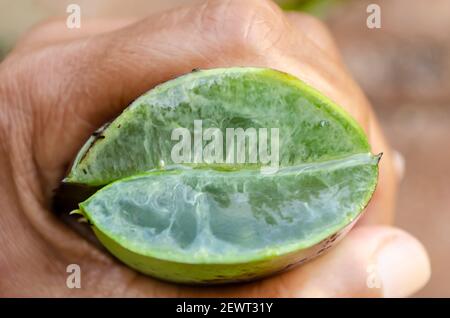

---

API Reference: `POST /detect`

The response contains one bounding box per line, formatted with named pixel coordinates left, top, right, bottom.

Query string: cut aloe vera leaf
left=64, top=67, right=370, bottom=187
left=79, top=153, right=378, bottom=284
left=63, top=67, right=380, bottom=283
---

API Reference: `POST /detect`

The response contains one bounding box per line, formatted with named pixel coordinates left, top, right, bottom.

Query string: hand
left=0, top=0, right=430, bottom=297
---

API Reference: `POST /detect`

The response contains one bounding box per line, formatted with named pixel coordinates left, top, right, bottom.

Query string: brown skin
left=0, top=0, right=429, bottom=297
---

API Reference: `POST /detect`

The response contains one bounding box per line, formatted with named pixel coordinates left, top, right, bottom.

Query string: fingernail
left=392, top=150, right=405, bottom=181
left=376, top=233, right=431, bottom=297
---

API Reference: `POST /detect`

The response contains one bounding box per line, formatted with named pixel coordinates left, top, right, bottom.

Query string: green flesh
left=68, top=67, right=379, bottom=284
left=81, top=154, right=377, bottom=281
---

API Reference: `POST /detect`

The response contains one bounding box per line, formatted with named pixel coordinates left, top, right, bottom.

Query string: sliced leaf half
left=65, top=67, right=371, bottom=186
left=80, top=153, right=378, bottom=283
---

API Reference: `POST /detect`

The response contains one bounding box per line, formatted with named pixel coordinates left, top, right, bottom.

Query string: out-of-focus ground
left=0, top=0, right=449, bottom=297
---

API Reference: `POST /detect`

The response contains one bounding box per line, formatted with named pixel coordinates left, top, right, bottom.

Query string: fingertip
left=282, top=226, right=430, bottom=297
left=375, top=227, right=430, bottom=297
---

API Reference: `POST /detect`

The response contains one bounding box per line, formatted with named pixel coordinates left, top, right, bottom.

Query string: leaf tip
left=376, top=152, right=383, bottom=163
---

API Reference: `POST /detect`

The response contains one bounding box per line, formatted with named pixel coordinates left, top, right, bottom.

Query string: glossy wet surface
left=81, top=154, right=378, bottom=263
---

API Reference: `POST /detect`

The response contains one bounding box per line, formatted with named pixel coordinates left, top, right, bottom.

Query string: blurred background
left=1, top=0, right=449, bottom=297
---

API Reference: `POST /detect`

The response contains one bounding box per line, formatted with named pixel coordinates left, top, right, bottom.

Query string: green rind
left=92, top=218, right=355, bottom=284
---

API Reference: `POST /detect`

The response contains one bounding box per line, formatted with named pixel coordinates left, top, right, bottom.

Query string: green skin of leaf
left=65, top=67, right=379, bottom=284
left=92, top=217, right=357, bottom=284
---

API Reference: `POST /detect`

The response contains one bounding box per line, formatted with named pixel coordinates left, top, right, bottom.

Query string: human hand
left=0, top=0, right=430, bottom=297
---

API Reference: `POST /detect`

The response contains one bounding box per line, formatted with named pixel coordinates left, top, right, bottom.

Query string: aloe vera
left=65, top=67, right=379, bottom=284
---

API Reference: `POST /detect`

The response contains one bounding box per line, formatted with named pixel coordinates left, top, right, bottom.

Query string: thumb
left=276, top=225, right=430, bottom=297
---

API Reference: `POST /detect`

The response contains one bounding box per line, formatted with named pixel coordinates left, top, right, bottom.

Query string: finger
left=286, top=225, right=430, bottom=297
left=31, top=6, right=368, bottom=132
left=13, top=18, right=138, bottom=53
left=285, top=12, right=342, bottom=62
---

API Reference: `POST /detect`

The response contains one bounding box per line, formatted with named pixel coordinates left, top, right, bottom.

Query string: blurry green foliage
left=276, top=0, right=343, bottom=17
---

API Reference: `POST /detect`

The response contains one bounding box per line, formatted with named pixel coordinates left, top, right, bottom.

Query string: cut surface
left=80, top=153, right=379, bottom=265
left=65, top=68, right=370, bottom=186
